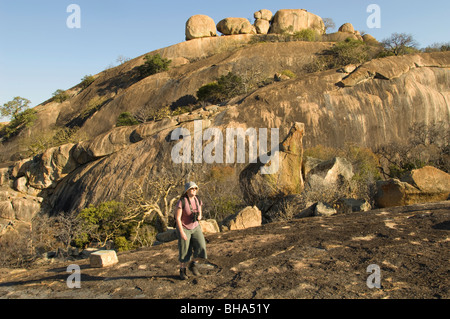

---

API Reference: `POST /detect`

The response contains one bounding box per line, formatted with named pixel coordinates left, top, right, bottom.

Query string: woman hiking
left=175, top=181, right=207, bottom=280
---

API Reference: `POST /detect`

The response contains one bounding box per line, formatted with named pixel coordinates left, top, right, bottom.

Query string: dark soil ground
left=0, top=201, right=448, bottom=303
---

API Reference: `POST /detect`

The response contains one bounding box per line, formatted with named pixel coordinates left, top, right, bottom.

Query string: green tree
left=78, top=201, right=129, bottom=247
left=0, top=97, right=37, bottom=139
left=1, top=96, right=31, bottom=120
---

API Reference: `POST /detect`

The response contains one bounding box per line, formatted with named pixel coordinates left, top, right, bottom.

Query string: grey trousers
left=177, top=225, right=207, bottom=263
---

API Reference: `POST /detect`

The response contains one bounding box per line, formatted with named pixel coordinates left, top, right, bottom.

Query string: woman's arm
left=175, top=207, right=188, bottom=240
left=197, top=200, right=203, bottom=221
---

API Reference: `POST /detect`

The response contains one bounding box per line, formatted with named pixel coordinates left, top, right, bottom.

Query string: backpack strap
left=181, top=195, right=201, bottom=213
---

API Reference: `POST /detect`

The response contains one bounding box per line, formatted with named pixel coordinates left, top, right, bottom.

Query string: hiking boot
left=180, top=268, right=189, bottom=280
left=189, top=261, right=200, bottom=276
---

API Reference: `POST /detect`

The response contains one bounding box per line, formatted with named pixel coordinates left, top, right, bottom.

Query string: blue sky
left=1, top=0, right=449, bottom=122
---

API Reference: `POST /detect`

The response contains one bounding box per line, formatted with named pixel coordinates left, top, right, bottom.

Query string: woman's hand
left=180, top=230, right=188, bottom=241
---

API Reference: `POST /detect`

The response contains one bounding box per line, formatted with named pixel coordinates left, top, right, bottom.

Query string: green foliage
left=197, top=82, right=223, bottom=104
left=138, top=53, right=172, bottom=77
left=281, top=69, right=296, bottom=79
left=76, top=200, right=158, bottom=251
left=293, top=29, right=321, bottom=42
left=80, top=75, right=95, bottom=90
left=116, top=112, right=139, bottom=127
left=78, top=201, right=129, bottom=247
left=24, top=126, right=82, bottom=157
left=1, top=109, right=37, bottom=139
left=197, top=72, right=245, bottom=104
left=305, top=38, right=374, bottom=73
left=52, top=89, right=70, bottom=103
left=329, top=38, right=371, bottom=66
left=114, top=236, right=131, bottom=252
left=1, top=96, right=31, bottom=120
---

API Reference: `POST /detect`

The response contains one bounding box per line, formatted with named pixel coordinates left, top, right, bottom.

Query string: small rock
left=90, top=250, right=118, bottom=268
left=314, top=202, right=337, bottom=217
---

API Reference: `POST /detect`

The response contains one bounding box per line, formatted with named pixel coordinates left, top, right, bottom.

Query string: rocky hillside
left=0, top=31, right=449, bottom=235
left=0, top=6, right=449, bottom=248
left=0, top=201, right=448, bottom=299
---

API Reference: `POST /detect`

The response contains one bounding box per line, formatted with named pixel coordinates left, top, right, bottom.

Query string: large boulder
left=221, top=206, right=262, bottom=231
left=216, top=18, right=255, bottom=35
left=254, top=19, right=270, bottom=35
left=240, top=122, right=305, bottom=204
left=305, top=157, right=354, bottom=187
left=401, top=166, right=450, bottom=195
left=338, top=23, right=355, bottom=33
left=254, top=9, right=273, bottom=21
left=25, top=143, right=78, bottom=190
left=253, top=9, right=273, bottom=35
left=185, top=15, right=217, bottom=40
left=269, top=9, right=325, bottom=35
left=375, top=166, right=450, bottom=207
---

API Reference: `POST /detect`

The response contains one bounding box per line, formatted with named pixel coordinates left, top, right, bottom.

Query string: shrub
left=1, top=109, right=37, bottom=139
left=197, top=82, right=223, bottom=104
left=116, top=112, right=139, bottom=127
left=24, top=126, right=82, bottom=156
left=114, top=236, right=131, bottom=252
left=329, top=38, right=371, bottom=66
left=293, top=29, right=321, bottom=42
left=423, top=42, right=450, bottom=53
left=304, top=38, right=375, bottom=73
left=375, top=121, right=449, bottom=177
left=138, top=53, right=171, bottom=77
left=303, top=143, right=381, bottom=204
left=197, top=72, right=245, bottom=104
left=78, top=201, right=129, bottom=247
left=52, top=89, right=70, bottom=103
left=80, top=75, right=95, bottom=90
left=281, top=69, right=296, bottom=79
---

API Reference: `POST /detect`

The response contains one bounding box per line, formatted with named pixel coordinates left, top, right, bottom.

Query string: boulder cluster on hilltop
left=185, top=8, right=376, bottom=43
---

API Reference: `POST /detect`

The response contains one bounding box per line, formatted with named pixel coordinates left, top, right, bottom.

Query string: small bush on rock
left=138, top=53, right=171, bottom=78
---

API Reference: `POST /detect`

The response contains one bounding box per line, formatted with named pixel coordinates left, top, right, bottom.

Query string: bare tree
left=323, top=18, right=336, bottom=34
left=382, top=33, right=419, bottom=56
left=124, top=172, right=188, bottom=233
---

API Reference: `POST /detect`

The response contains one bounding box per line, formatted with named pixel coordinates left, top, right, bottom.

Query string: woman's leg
left=177, top=228, right=193, bottom=279
left=188, top=226, right=207, bottom=275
